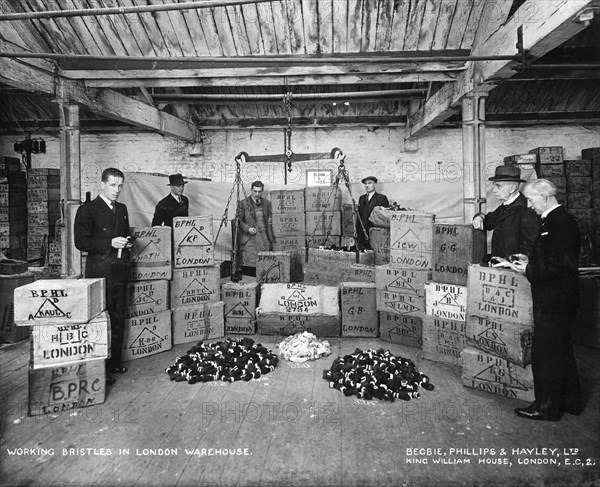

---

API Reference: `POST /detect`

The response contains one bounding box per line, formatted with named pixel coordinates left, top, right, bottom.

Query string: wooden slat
left=470, top=0, right=513, bottom=52
left=445, top=0, right=473, bottom=49
left=389, top=0, right=410, bottom=51
left=317, top=0, right=333, bottom=53
left=302, top=0, right=320, bottom=54
left=227, top=4, right=252, bottom=56
left=61, top=0, right=104, bottom=55
left=241, top=3, right=266, bottom=54
left=80, top=0, right=124, bottom=56
left=418, top=0, right=442, bottom=50
left=403, top=0, right=427, bottom=50
left=96, top=0, right=143, bottom=56
left=114, top=0, right=158, bottom=55
left=23, top=0, right=73, bottom=54
left=135, top=0, right=176, bottom=56
left=212, top=6, right=238, bottom=55
left=197, top=5, right=223, bottom=56
left=332, top=0, right=348, bottom=52
left=431, top=0, right=458, bottom=50
left=0, top=2, right=51, bottom=52
left=361, top=0, right=378, bottom=51
left=285, top=0, right=305, bottom=54
left=460, top=0, right=486, bottom=49
left=177, top=0, right=212, bottom=55
left=256, top=3, right=278, bottom=54
left=41, top=0, right=88, bottom=54
left=375, top=0, right=394, bottom=51
left=151, top=0, right=195, bottom=56
left=272, top=0, right=293, bottom=54
left=346, top=0, right=364, bottom=52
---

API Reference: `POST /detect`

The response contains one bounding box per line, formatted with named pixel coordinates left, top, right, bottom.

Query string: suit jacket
left=74, top=196, right=130, bottom=282
left=151, top=194, right=189, bottom=227
left=526, top=205, right=580, bottom=314
left=358, top=192, right=390, bottom=233
left=237, top=196, right=274, bottom=242
left=483, top=193, right=541, bottom=259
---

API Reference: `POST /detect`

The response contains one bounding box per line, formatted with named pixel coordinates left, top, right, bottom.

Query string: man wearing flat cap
left=357, top=176, right=389, bottom=250
left=152, top=173, right=190, bottom=227
left=472, top=165, right=540, bottom=259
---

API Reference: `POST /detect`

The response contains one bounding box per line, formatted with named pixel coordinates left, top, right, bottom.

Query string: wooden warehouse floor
left=1, top=335, right=599, bottom=487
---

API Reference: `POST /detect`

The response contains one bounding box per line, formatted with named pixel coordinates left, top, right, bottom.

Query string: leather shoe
left=515, top=403, right=561, bottom=421
left=106, top=374, right=116, bottom=385
left=110, top=365, right=128, bottom=374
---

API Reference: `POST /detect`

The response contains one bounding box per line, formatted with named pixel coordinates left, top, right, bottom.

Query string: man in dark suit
left=511, top=178, right=581, bottom=421
left=356, top=176, right=389, bottom=250
left=74, top=168, right=132, bottom=385
left=235, top=180, right=274, bottom=276
left=472, top=165, right=540, bottom=259
left=151, top=173, right=189, bottom=227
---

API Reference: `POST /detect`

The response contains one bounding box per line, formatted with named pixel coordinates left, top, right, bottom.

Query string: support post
left=461, top=91, right=488, bottom=223
left=58, top=102, right=82, bottom=278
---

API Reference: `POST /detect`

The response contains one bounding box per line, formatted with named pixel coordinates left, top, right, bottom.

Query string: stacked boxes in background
left=462, top=265, right=535, bottom=402
left=0, top=157, right=27, bottom=260
left=171, top=216, right=224, bottom=345
left=0, top=271, right=34, bottom=343
left=256, top=251, right=292, bottom=284
left=304, top=186, right=342, bottom=247
left=304, top=247, right=374, bottom=285
left=12, top=278, right=109, bottom=415
left=581, top=147, right=600, bottom=264
left=529, top=147, right=566, bottom=203
left=26, top=168, right=60, bottom=262
left=270, top=189, right=305, bottom=281
left=377, top=211, right=434, bottom=347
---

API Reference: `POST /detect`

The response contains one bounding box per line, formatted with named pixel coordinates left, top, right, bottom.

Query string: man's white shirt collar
left=542, top=204, right=561, bottom=220
left=503, top=193, right=520, bottom=206
left=99, top=194, right=113, bottom=208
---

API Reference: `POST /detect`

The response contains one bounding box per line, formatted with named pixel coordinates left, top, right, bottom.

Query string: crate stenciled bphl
left=375, top=266, right=431, bottom=319
left=121, top=309, right=172, bottom=361
left=172, top=215, right=214, bottom=268
left=303, top=263, right=376, bottom=286
left=304, top=187, right=342, bottom=212
left=30, top=311, right=111, bottom=369
left=305, top=211, right=342, bottom=236
left=340, top=282, right=378, bottom=338
left=421, top=316, right=467, bottom=367
left=270, top=189, right=305, bottom=214
left=129, top=226, right=172, bottom=281
left=221, top=281, right=259, bottom=335
left=257, top=283, right=340, bottom=337
left=389, top=211, right=435, bottom=269
left=425, top=282, right=467, bottom=322
left=461, top=346, right=535, bottom=403
left=378, top=312, right=423, bottom=348
left=14, top=278, right=105, bottom=326
left=125, top=280, right=169, bottom=319
left=172, top=301, right=225, bottom=345
left=272, top=213, right=306, bottom=236
left=256, top=251, right=292, bottom=284
left=28, top=359, right=106, bottom=416
left=170, top=266, right=220, bottom=308
left=432, top=223, right=486, bottom=286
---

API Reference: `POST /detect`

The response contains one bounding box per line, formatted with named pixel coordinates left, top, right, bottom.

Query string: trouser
left=106, top=280, right=127, bottom=369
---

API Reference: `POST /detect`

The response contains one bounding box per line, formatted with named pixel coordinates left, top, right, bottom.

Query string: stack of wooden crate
left=304, top=186, right=342, bottom=248
left=529, top=146, right=566, bottom=203
left=0, top=157, right=27, bottom=260
left=123, top=226, right=173, bottom=362
left=26, top=168, right=60, bottom=263
left=421, top=224, right=486, bottom=367
left=462, top=265, right=535, bottom=403
left=221, top=281, right=259, bottom=335
left=376, top=211, right=434, bottom=348
left=270, top=189, right=305, bottom=281
left=171, top=216, right=224, bottom=345
left=12, top=278, right=109, bottom=416
left=581, top=147, right=600, bottom=264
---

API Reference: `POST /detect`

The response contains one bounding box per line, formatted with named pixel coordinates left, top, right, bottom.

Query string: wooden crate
left=347, top=264, right=376, bottom=283
left=170, top=266, right=220, bottom=308
left=461, top=347, right=535, bottom=403
left=172, top=302, right=225, bottom=345
left=466, top=264, right=533, bottom=324
left=369, top=227, right=390, bottom=265
left=503, top=154, right=537, bottom=165
left=30, top=312, right=110, bottom=369
left=581, top=148, right=600, bottom=179
left=432, top=224, right=486, bottom=286
left=529, top=146, right=564, bottom=164
left=222, top=281, right=258, bottom=335
left=425, top=282, right=467, bottom=322
left=340, top=282, right=378, bottom=337
left=544, top=176, right=566, bottom=193
left=129, top=226, right=172, bottom=281
left=272, top=213, right=305, bottom=236
left=389, top=211, right=434, bottom=269
left=567, top=192, right=592, bottom=209
left=28, top=359, right=106, bottom=416
left=466, top=314, right=533, bottom=366
left=1, top=272, right=34, bottom=343
left=567, top=176, right=593, bottom=193
left=269, top=189, right=305, bottom=214
left=378, top=312, right=423, bottom=348
left=376, top=289, right=426, bottom=318
left=375, top=266, right=430, bottom=296
left=172, top=216, right=214, bottom=268
left=305, top=211, right=341, bottom=236
left=14, top=278, right=105, bottom=326
left=422, top=316, right=467, bottom=366
left=536, top=164, right=564, bottom=177
left=122, top=309, right=172, bottom=361
left=257, top=283, right=340, bottom=336
left=273, top=235, right=305, bottom=253
left=304, top=187, right=342, bottom=212
left=564, top=159, right=591, bottom=177
left=303, top=262, right=376, bottom=286
left=125, top=280, right=169, bottom=319
left=257, top=251, right=291, bottom=283
left=224, top=317, right=256, bottom=335
left=306, top=235, right=340, bottom=247
left=306, top=247, right=374, bottom=266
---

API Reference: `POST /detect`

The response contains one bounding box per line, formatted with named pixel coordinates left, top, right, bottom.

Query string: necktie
left=110, top=202, right=115, bottom=214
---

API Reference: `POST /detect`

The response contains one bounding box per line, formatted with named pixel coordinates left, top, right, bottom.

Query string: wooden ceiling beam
left=0, top=56, right=196, bottom=140
left=407, top=0, right=596, bottom=138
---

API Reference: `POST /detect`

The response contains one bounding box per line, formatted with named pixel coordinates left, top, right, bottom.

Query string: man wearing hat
left=357, top=176, right=390, bottom=250
left=152, top=173, right=189, bottom=227
left=472, top=165, right=540, bottom=259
